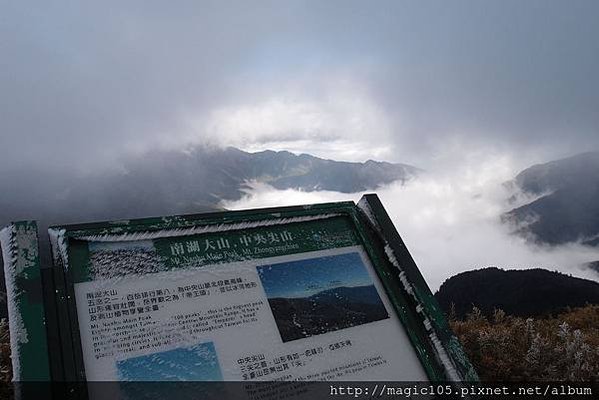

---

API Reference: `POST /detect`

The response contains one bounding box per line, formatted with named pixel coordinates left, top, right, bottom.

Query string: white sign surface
left=74, top=245, right=428, bottom=381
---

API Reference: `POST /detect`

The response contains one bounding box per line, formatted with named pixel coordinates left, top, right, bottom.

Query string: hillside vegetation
left=450, top=305, right=599, bottom=381
left=436, top=267, right=599, bottom=319
left=1, top=306, right=598, bottom=382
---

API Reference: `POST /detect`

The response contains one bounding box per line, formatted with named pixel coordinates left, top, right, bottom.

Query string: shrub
left=450, top=305, right=599, bottom=381
left=1, top=306, right=597, bottom=382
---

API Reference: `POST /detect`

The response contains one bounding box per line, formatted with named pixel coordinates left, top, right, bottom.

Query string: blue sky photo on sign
left=117, top=342, right=222, bottom=381
left=257, top=252, right=374, bottom=299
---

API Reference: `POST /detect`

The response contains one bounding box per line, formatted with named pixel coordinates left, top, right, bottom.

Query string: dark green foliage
left=435, top=267, right=599, bottom=319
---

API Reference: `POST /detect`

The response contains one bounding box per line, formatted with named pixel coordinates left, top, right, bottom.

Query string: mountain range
left=2, top=146, right=599, bottom=321
left=3, top=146, right=597, bottom=251
left=0, top=146, right=418, bottom=230
left=309, top=285, right=385, bottom=306
left=0, top=146, right=418, bottom=310
left=267, top=284, right=389, bottom=342
left=502, top=151, right=599, bottom=247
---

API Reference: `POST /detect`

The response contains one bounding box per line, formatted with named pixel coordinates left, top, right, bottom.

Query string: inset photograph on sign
left=257, top=252, right=389, bottom=343
left=116, top=341, right=223, bottom=381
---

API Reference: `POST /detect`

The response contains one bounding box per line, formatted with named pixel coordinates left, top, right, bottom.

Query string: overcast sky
left=2, top=1, right=598, bottom=172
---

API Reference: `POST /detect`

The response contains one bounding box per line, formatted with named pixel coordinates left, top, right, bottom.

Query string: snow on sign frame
left=2, top=194, right=477, bottom=386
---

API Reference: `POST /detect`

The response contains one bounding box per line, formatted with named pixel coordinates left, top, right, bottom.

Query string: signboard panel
left=2, top=194, right=477, bottom=393
left=65, top=214, right=430, bottom=381
left=74, top=244, right=427, bottom=381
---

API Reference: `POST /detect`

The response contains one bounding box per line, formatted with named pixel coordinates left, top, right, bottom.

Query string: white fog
left=222, top=154, right=599, bottom=290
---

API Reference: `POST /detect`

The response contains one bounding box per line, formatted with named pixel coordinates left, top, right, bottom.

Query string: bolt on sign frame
left=2, top=194, right=477, bottom=391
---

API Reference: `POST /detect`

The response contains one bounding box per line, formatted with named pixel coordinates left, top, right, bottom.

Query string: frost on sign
left=2, top=194, right=477, bottom=389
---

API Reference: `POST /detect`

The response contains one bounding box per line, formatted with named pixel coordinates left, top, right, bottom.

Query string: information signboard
left=2, top=194, right=477, bottom=393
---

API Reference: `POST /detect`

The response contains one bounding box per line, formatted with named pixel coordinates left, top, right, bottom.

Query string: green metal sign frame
left=0, top=221, right=50, bottom=381
left=2, top=194, right=477, bottom=388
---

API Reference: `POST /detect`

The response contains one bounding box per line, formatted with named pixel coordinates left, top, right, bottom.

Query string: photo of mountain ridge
left=257, top=252, right=389, bottom=343
left=267, top=285, right=389, bottom=342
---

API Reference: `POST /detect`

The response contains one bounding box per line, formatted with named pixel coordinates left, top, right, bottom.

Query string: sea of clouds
left=222, top=155, right=599, bottom=291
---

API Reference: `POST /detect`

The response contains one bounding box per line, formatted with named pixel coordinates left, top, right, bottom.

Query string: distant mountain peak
left=0, top=145, right=420, bottom=257
left=435, top=267, right=599, bottom=318
left=503, top=151, right=599, bottom=246
left=511, top=151, right=599, bottom=195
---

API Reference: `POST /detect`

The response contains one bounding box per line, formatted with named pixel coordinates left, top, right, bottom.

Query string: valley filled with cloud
left=223, top=153, right=599, bottom=290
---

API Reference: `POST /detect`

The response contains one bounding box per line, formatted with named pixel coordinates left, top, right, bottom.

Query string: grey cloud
left=1, top=1, right=290, bottom=167
left=1, top=0, right=598, bottom=171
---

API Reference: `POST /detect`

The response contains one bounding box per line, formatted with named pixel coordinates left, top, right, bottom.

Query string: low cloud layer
left=222, top=155, right=599, bottom=290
